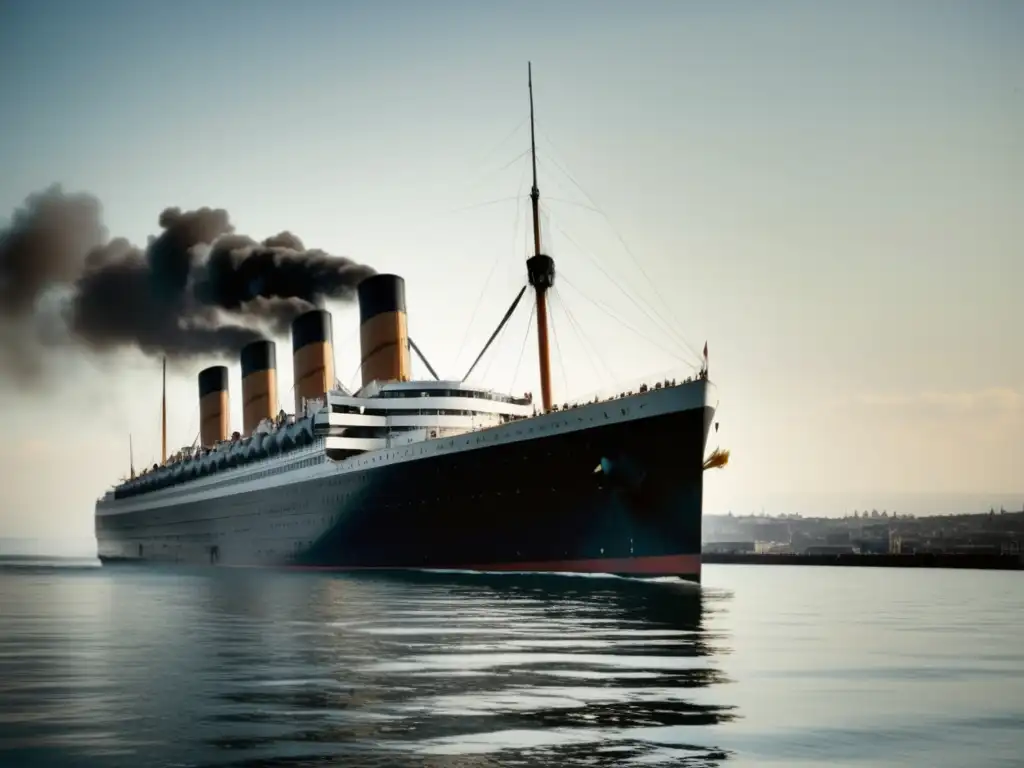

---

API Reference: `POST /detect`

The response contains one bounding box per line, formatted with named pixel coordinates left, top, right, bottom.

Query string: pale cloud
left=20, top=438, right=50, bottom=457
left=789, top=387, right=1024, bottom=497
left=0, top=438, right=51, bottom=460
left=852, top=388, right=1022, bottom=414
left=1, top=435, right=123, bottom=461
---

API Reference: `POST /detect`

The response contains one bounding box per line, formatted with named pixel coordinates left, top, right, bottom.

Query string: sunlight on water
left=0, top=563, right=1021, bottom=767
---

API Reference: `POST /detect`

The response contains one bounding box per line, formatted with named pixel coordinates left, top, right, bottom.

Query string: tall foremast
left=161, top=356, right=167, bottom=465
left=526, top=62, right=555, bottom=413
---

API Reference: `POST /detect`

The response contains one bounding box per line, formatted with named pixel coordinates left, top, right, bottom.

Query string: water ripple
left=1, top=564, right=1022, bottom=766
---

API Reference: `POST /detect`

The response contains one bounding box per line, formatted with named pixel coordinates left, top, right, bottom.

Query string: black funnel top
left=241, top=340, right=277, bottom=377
left=291, top=309, right=333, bottom=353
left=198, top=366, right=229, bottom=398
left=358, top=274, right=407, bottom=325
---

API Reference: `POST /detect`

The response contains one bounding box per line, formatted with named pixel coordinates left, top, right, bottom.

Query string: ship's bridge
left=357, top=378, right=533, bottom=406
left=318, top=378, right=535, bottom=459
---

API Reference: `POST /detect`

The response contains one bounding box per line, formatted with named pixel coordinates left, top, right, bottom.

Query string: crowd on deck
left=524, top=367, right=709, bottom=417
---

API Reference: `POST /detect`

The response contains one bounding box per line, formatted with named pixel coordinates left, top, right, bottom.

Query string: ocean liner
left=95, top=66, right=722, bottom=581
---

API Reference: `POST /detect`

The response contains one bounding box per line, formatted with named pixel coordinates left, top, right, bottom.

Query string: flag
left=703, top=341, right=708, bottom=360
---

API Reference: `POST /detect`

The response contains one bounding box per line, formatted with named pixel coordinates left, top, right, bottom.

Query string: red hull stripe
left=271, top=554, right=701, bottom=576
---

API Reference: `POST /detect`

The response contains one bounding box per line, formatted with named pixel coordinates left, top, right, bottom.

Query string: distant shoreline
left=0, top=554, right=97, bottom=562
left=703, top=552, right=1023, bottom=571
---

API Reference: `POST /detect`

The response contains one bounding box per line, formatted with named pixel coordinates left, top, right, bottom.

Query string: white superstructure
left=321, top=379, right=535, bottom=455
left=102, top=379, right=534, bottom=505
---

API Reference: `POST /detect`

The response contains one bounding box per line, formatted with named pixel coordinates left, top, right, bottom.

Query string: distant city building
left=701, top=508, right=1023, bottom=559
left=804, top=544, right=857, bottom=555
left=703, top=541, right=756, bottom=555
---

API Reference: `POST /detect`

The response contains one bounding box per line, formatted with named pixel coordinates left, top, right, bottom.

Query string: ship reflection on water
left=0, top=565, right=739, bottom=767
left=198, top=570, right=738, bottom=766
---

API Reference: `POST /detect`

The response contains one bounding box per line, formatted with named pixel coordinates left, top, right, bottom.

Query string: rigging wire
left=443, top=133, right=529, bottom=214
left=469, top=118, right=528, bottom=180
left=536, top=133, right=664, bottom=276
left=477, top=289, right=522, bottom=384
left=462, top=285, right=529, bottom=382
left=542, top=206, right=700, bottom=368
left=409, top=338, right=440, bottom=380
left=478, top=314, right=511, bottom=383
left=431, top=121, right=530, bottom=372
left=446, top=195, right=522, bottom=214
left=161, top=376, right=199, bottom=459
left=453, top=151, right=530, bottom=372
left=510, top=301, right=536, bottom=395
left=186, top=399, right=200, bottom=455
left=541, top=196, right=602, bottom=214
left=440, top=121, right=529, bottom=203
left=538, top=164, right=699, bottom=365
left=552, top=285, right=616, bottom=387
left=345, top=360, right=363, bottom=393
left=539, top=196, right=689, bottom=361
left=558, top=271, right=697, bottom=369
left=534, top=125, right=704, bottom=363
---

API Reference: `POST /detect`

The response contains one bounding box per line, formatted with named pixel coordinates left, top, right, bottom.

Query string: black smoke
left=0, top=185, right=375, bottom=379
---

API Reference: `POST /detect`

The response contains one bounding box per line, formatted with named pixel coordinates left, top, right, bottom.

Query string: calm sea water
left=0, top=562, right=1021, bottom=767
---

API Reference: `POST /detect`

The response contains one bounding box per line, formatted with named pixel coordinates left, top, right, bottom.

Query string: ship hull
left=97, top=387, right=714, bottom=582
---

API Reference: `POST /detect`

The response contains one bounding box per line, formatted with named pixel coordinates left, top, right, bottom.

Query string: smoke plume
left=0, top=185, right=375, bottom=379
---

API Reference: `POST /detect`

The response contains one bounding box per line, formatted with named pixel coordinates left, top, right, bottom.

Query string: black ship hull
left=98, top=391, right=714, bottom=582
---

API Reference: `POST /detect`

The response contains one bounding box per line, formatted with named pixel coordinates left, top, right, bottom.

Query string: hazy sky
left=1, top=0, right=1021, bottom=544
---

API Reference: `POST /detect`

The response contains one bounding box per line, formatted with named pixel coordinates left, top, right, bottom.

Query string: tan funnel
left=357, top=273, right=411, bottom=388
left=291, top=309, right=335, bottom=413
left=198, top=366, right=230, bottom=448
left=240, top=340, right=278, bottom=435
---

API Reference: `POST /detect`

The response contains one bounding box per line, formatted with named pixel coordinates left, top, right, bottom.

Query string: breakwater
left=703, top=552, right=1023, bottom=570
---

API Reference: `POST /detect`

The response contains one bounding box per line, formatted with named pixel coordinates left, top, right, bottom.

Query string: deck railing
left=103, top=439, right=328, bottom=501
left=550, top=367, right=707, bottom=412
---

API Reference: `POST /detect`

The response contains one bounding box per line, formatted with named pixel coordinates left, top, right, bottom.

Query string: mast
left=161, top=356, right=167, bottom=465
left=529, top=63, right=542, bottom=258
left=129, top=434, right=135, bottom=479
left=526, top=61, right=555, bottom=413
